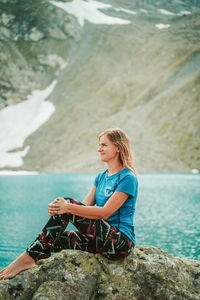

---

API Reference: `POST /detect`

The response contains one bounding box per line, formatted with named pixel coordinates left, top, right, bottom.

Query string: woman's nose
left=98, top=146, right=102, bottom=152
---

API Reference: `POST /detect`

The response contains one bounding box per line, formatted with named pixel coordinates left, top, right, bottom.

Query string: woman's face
left=98, top=134, right=119, bottom=163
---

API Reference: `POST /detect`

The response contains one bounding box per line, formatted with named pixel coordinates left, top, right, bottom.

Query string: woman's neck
left=107, top=162, right=125, bottom=176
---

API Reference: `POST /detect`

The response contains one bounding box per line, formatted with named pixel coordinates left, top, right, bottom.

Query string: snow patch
left=51, top=0, right=131, bottom=27
left=158, top=8, right=191, bottom=17
left=0, top=146, right=30, bottom=168
left=0, top=80, right=57, bottom=168
left=191, top=169, right=199, bottom=174
left=158, top=9, right=175, bottom=16
left=115, top=7, right=137, bottom=15
left=155, top=24, right=171, bottom=29
left=178, top=10, right=192, bottom=16
left=0, top=170, right=38, bottom=175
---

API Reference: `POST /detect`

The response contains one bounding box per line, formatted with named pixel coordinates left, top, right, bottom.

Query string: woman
left=0, top=128, right=138, bottom=280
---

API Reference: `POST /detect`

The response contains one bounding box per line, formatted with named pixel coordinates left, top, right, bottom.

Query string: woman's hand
left=48, top=197, right=67, bottom=216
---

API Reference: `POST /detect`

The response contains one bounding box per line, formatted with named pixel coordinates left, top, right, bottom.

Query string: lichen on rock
left=0, top=246, right=199, bottom=300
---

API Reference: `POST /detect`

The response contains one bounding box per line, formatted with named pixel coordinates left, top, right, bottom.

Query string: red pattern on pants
left=26, top=198, right=134, bottom=261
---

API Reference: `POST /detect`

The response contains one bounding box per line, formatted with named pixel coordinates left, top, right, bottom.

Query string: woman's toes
left=0, top=273, right=6, bottom=280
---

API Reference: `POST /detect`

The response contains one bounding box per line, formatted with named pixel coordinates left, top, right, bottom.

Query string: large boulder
left=0, top=246, right=199, bottom=299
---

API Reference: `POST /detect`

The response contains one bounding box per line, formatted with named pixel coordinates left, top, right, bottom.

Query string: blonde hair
left=99, top=128, right=137, bottom=177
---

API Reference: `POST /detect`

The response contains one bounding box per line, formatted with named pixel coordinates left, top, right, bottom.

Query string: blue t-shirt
left=94, top=168, right=138, bottom=244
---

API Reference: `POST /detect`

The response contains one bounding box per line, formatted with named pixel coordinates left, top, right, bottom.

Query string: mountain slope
left=1, top=0, right=200, bottom=172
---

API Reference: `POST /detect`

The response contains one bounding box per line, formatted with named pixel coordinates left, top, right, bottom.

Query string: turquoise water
left=0, top=173, right=199, bottom=268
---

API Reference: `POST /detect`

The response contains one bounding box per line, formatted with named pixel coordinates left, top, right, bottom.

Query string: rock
left=0, top=246, right=199, bottom=300
left=48, top=25, right=67, bottom=40
left=0, top=95, right=6, bottom=109
left=0, top=13, right=15, bottom=26
left=0, top=0, right=78, bottom=110
left=63, top=15, right=81, bottom=40
left=29, top=27, right=44, bottom=42
left=0, top=26, right=12, bottom=39
left=32, top=281, right=85, bottom=300
left=38, top=54, right=68, bottom=70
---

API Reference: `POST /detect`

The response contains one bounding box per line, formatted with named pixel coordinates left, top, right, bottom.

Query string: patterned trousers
left=26, top=198, right=134, bottom=261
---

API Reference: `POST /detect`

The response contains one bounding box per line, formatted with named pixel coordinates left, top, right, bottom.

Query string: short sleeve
left=115, top=175, right=138, bottom=197
left=94, top=173, right=100, bottom=187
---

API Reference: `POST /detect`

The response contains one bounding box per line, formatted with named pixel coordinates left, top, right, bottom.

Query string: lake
left=0, top=173, right=199, bottom=268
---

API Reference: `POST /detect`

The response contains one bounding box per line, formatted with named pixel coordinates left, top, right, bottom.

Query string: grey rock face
left=29, top=28, right=44, bottom=42
left=0, top=0, right=79, bottom=108
left=0, top=246, right=199, bottom=300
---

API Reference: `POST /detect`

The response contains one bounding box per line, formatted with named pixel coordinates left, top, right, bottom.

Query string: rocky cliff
left=0, top=246, right=199, bottom=300
left=0, top=0, right=80, bottom=107
left=0, top=0, right=200, bottom=173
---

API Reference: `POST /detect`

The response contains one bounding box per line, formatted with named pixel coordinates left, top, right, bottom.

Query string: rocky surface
left=0, top=0, right=200, bottom=173
left=0, top=246, right=199, bottom=300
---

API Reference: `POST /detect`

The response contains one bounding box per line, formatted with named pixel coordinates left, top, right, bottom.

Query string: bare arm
left=48, top=191, right=129, bottom=220
left=82, top=185, right=96, bottom=206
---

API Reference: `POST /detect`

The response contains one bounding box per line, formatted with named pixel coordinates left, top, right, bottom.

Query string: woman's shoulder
left=96, top=169, right=108, bottom=177
left=120, top=168, right=138, bottom=183
left=121, top=168, right=137, bottom=177
left=94, top=169, right=107, bottom=185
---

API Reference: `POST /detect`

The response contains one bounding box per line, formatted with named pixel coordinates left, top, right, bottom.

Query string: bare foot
left=0, top=252, right=35, bottom=280
left=0, top=268, right=6, bottom=274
